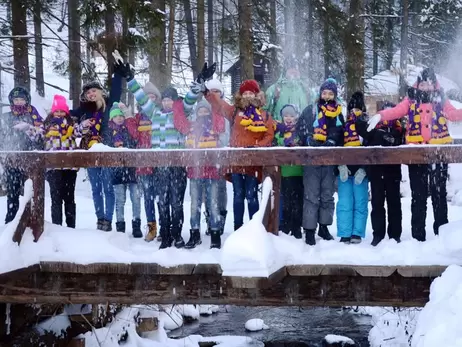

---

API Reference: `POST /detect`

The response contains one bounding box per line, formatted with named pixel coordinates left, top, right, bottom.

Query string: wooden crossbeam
left=0, top=263, right=447, bottom=307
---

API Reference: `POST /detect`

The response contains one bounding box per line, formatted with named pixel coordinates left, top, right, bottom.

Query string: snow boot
left=350, top=235, right=362, bottom=244
left=97, top=219, right=105, bottom=231
left=185, top=229, right=202, bottom=249
left=100, top=219, right=112, bottom=232
left=159, top=229, right=173, bottom=249
left=132, top=219, right=142, bottom=238
left=145, top=222, right=157, bottom=242
left=234, top=224, right=242, bottom=231
left=210, top=229, right=221, bottom=249
left=304, top=229, right=316, bottom=246
left=318, top=224, right=334, bottom=241
left=292, top=227, right=302, bottom=240
left=116, top=221, right=125, bottom=233
left=171, top=229, right=185, bottom=249
left=64, top=202, right=76, bottom=228
left=340, top=237, right=351, bottom=244
left=371, top=236, right=383, bottom=247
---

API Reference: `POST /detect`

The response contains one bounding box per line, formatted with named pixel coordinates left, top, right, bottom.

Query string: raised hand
left=190, top=81, right=206, bottom=94
left=196, top=62, right=217, bottom=83
left=367, top=114, right=382, bottom=132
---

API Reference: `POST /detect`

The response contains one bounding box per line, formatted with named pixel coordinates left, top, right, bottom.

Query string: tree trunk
left=166, top=0, right=176, bottom=84
left=11, top=0, right=30, bottom=89
left=207, top=0, right=214, bottom=66
left=284, top=0, right=294, bottom=52
left=183, top=0, right=198, bottom=76
left=121, top=14, right=129, bottom=104
left=399, top=0, right=409, bottom=98
left=269, top=0, right=279, bottom=83
left=33, top=0, right=45, bottom=97
left=323, top=12, right=331, bottom=79
left=345, top=0, right=365, bottom=98
left=238, top=0, right=254, bottom=81
left=68, top=0, right=81, bottom=108
left=219, top=0, right=225, bottom=80
left=197, top=0, right=205, bottom=72
left=148, top=0, right=167, bottom=89
left=385, top=0, right=394, bottom=69
left=105, top=1, right=116, bottom=89
left=128, top=16, right=136, bottom=109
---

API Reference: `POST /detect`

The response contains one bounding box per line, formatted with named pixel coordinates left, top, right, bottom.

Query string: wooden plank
left=12, top=200, right=31, bottom=244
left=223, top=266, right=287, bottom=289
left=262, top=166, right=281, bottom=235
left=29, top=165, right=45, bottom=241
left=397, top=265, right=447, bottom=277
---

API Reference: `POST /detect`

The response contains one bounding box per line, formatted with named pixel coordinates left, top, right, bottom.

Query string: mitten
left=338, top=165, right=350, bottom=183
left=354, top=168, right=367, bottom=185
left=190, top=81, right=206, bottom=94
left=367, top=114, right=382, bottom=132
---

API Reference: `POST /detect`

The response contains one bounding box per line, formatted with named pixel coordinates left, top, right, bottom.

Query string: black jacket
left=109, top=123, right=137, bottom=185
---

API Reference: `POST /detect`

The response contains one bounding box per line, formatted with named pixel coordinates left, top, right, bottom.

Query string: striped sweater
left=127, top=78, right=188, bottom=149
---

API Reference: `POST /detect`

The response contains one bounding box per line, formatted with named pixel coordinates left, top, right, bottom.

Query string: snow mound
left=439, top=221, right=462, bottom=254
left=198, top=305, right=218, bottom=316
left=244, top=318, right=269, bottom=331
left=177, top=305, right=200, bottom=320
left=159, top=305, right=184, bottom=331
left=324, top=334, right=355, bottom=346
left=36, top=314, right=71, bottom=337
left=411, top=265, right=462, bottom=347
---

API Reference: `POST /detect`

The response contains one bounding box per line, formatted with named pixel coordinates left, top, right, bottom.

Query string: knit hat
left=143, top=82, right=161, bottom=100
left=416, top=67, right=438, bottom=88
left=239, top=79, right=260, bottom=95
left=347, top=91, right=366, bottom=113
left=109, top=102, right=124, bottom=120
left=205, top=78, right=224, bottom=93
left=51, top=95, right=70, bottom=115
left=80, top=80, right=107, bottom=102
left=8, top=86, right=30, bottom=105
left=161, top=87, right=179, bottom=101
left=195, top=99, right=212, bottom=115
left=280, top=104, right=299, bottom=119
left=319, top=78, right=338, bottom=98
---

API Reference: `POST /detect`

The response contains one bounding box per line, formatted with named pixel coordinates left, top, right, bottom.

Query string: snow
left=324, top=334, right=355, bottom=345
left=177, top=305, right=199, bottom=320
left=198, top=305, right=219, bottom=316
left=159, top=305, right=184, bottom=331
left=244, top=319, right=269, bottom=332
left=36, top=313, right=71, bottom=337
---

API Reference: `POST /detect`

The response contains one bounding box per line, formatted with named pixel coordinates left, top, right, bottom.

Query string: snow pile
left=36, top=314, right=71, bottom=337
left=324, top=334, right=355, bottom=346
left=198, top=305, right=219, bottom=316
left=411, top=265, right=462, bottom=346
left=159, top=305, right=184, bottom=331
left=177, top=305, right=200, bottom=320
left=244, top=318, right=269, bottom=332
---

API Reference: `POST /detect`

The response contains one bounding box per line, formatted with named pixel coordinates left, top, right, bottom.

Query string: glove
left=190, top=80, right=206, bottom=94
left=322, top=139, right=336, bottom=147
left=196, top=62, right=217, bottom=83
left=338, top=165, right=350, bottom=183
left=367, top=114, right=382, bottom=132
left=113, top=62, right=134, bottom=81
left=382, top=133, right=395, bottom=145
left=306, top=136, right=319, bottom=147
left=13, top=122, right=31, bottom=131
left=354, top=168, right=367, bottom=185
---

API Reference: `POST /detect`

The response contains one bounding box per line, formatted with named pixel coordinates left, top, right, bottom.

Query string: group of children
left=2, top=62, right=461, bottom=248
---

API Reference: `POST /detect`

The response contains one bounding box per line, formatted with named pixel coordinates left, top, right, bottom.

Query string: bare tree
left=183, top=0, right=198, bottom=76
left=399, top=0, right=409, bottom=97
left=197, top=0, right=205, bottom=71
left=68, top=0, right=82, bottom=108
left=345, top=0, right=365, bottom=97
left=238, top=0, right=254, bottom=80
left=207, top=0, right=214, bottom=66
left=33, top=0, right=45, bottom=97
left=11, top=0, right=30, bottom=89
left=166, top=0, right=176, bottom=84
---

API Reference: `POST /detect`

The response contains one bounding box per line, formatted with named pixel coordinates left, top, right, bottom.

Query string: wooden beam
left=0, top=263, right=446, bottom=307
left=12, top=200, right=31, bottom=244
left=29, top=165, right=45, bottom=241
left=262, top=166, right=281, bottom=235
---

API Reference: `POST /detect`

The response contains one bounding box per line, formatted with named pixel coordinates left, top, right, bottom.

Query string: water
left=168, top=306, right=372, bottom=346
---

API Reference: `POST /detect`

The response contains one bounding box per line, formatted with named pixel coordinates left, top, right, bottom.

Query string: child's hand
left=354, top=168, right=367, bottom=185
left=13, top=122, right=31, bottom=131
left=367, top=114, right=382, bottom=132
left=338, top=165, right=350, bottom=182
left=81, top=119, right=92, bottom=128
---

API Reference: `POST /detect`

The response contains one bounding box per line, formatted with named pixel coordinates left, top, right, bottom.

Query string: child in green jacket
left=274, top=104, right=303, bottom=239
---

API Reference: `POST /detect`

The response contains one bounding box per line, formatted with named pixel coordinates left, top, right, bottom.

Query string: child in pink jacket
left=367, top=68, right=462, bottom=241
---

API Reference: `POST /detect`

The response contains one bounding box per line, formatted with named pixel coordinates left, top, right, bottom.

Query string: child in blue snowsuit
left=336, top=92, right=369, bottom=244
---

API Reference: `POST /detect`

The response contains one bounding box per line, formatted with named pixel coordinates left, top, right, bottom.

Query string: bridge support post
left=29, top=165, right=45, bottom=241
left=262, top=166, right=281, bottom=235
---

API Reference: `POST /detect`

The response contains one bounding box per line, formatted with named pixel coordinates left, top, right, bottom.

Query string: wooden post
left=262, top=166, right=281, bottom=235
left=29, top=166, right=45, bottom=241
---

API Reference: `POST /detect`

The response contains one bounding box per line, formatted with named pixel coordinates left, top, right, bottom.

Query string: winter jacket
left=125, top=113, right=154, bottom=176
left=127, top=78, right=188, bottom=149
left=108, top=121, right=137, bottom=185
left=70, top=73, right=123, bottom=148
left=273, top=124, right=303, bottom=177
left=0, top=106, right=44, bottom=151
left=205, top=91, right=274, bottom=182
left=265, top=77, right=309, bottom=122
left=379, top=90, right=462, bottom=144
left=296, top=104, right=342, bottom=148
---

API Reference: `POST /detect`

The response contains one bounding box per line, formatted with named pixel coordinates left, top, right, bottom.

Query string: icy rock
left=245, top=318, right=269, bottom=331
left=439, top=221, right=462, bottom=254
left=177, top=305, right=199, bottom=322
left=199, top=305, right=213, bottom=316
left=322, top=334, right=355, bottom=346
left=159, top=305, right=183, bottom=331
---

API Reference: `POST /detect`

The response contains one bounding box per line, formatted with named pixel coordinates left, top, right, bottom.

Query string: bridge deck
left=0, top=262, right=446, bottom=307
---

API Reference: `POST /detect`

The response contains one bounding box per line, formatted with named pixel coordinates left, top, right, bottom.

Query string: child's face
left=210, top=89, right=222, bottom=96
left=321, top=90, right=335, bottom=101
left=418, top=81, right=435, bottom=92
left=53, top=110, right=67, bottom=118
left=351, top=108, right=362, bottom=116
left=112, top=115, right=125, bottom=125
left=242, top=91, right=255, bottom=99
left=162, top=97, right=174, bottom=111
left=197, top=107, right=210, bottom=118
left=85, top=88, right=101, bottom=101
left=283, top=113, right=297, bottom=126
left=13, top=97, right=26, bottom=106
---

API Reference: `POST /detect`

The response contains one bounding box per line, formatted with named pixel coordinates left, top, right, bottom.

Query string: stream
left=168, top=306, right=372, bottom=346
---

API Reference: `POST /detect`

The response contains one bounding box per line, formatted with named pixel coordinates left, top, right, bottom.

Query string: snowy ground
left=1, top=163, right=462, bottom=276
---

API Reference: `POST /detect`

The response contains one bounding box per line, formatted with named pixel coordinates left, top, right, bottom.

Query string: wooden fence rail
left=2, top=145, right=462, bottom=242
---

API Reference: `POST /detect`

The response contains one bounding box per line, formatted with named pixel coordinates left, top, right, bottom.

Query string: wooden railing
left=2, top=145, right=462, bottom=243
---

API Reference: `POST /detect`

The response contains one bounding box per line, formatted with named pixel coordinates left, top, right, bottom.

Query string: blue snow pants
left=336, top=177, right=369, bottom=238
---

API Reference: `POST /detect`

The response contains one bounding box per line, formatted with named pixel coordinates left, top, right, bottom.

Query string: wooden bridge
left=0, top=145, right=461, bottom=307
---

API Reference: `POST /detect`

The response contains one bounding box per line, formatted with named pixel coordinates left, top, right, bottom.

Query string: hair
left=234, top=91, right=262, bottom=110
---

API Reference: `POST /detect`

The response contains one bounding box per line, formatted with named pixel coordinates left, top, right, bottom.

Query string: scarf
left=110, top=122, right=127, bottom=148
left=186, top=116, right=217, bottom=149
left=407, top=101, right=452, bottom=144
left=343, top=110, right=361, bottom=147
left=275, top=121, right=298, bottom=147
left=46, top=116, right=74, bottom=141
left=240, top=105, right=268, bottom=132
left=313, top=100, right=342, bottom=142
left=11, top=104, right=32, bottom=116
left=137, top=112, right=152, bottom=132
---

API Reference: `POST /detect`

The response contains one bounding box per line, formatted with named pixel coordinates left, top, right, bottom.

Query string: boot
left=304, top=229, right=316, bottom=246
left=185, top=229, right=202, bottom=249
left=340, top=237, right=351, bottom=244
left=371, top=236, right=383, bottom=247
left=350, top=235, right=362, bottom=244
left=132, top=219, right=142, bottom=238
left=234, top=224, right=242, bottom=231
left=101, top=219, right=112, bottom=232
left=51, top=202, right=63, bottom=226
left=116, top=221, right=125, bottom=233
left=97, top=219, right=105, bottom=231
left=145, top=222, right=158, bottom=242
left=159, top=228, right=173, bottom=249
left=292, top=227, right=302, bottom=240
left=172, top=229, right=185, bottom=249
left=64, top=202, right=76, bottom=228
left=210, top=229, right=222, bottom=249
left=318, top=224, right=334, bottom=241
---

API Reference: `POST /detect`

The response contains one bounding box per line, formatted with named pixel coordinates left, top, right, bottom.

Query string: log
left=262, top=166, right=281, bottom=235
left=12, top=200, right=31, bottom=244
left=136, top=317, right=158, bottom=333
left=67, top=338, right=85, bottom=347
left=28, top=166, right=45, bottom=241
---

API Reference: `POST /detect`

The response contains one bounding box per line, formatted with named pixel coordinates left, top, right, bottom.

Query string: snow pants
left=302, top=165, right=336, bottom=230
left=336, top=177, right=369, bottom=238
left=280, top=176, right=304, bottom=235
left=154, top=167, right=187, bottom=238
left=5, top=167, right=26, bottom=224
left=47, top=169, right=77, bottom=228
left=87, top=167, right=115, bottom=222
left=369, top=165, right=402, bottom=241
left=190, top=178, right=220, bottom=230
left=408, top=163, right=448, bottom=241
